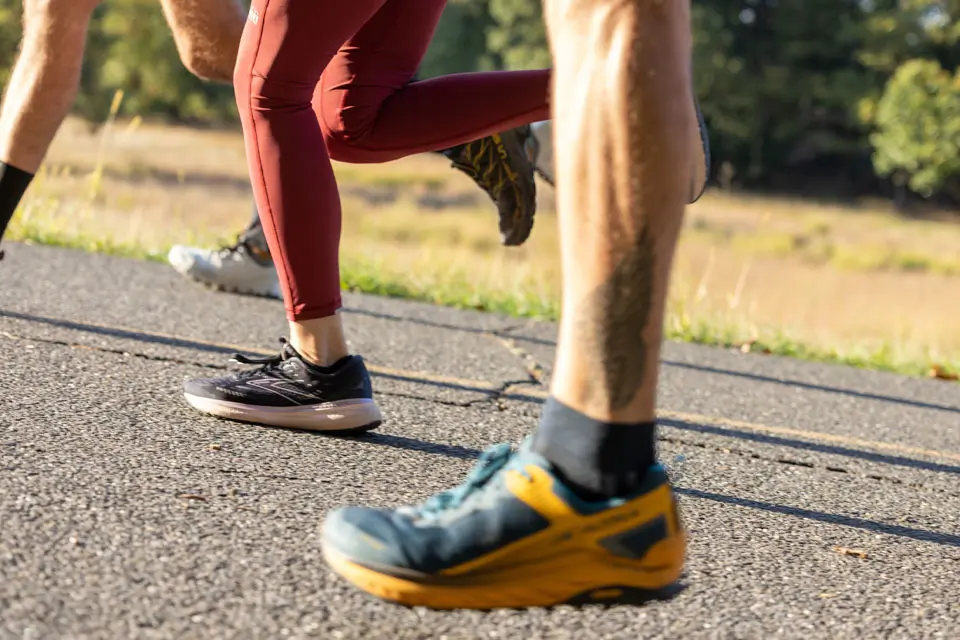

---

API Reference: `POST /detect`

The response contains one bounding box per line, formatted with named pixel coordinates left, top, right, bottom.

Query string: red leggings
left=234, top=0, right=552, bottom=321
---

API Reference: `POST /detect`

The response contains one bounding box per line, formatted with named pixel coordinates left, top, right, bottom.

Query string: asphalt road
left=1, top=242, right=958, bottom=640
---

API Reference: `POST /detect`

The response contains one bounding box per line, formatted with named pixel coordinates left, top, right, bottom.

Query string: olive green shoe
left=442, top=126, right=538, bottom=247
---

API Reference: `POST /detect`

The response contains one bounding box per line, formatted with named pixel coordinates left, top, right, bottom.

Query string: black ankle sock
left=531, top=397, right=657, bottom=501
left=0, top=162, right=34, bottom=243
left=303, top=353, right=353, bottom=375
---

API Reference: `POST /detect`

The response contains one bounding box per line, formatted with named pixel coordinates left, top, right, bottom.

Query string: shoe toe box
left=323, top=506, right=450, bottom=574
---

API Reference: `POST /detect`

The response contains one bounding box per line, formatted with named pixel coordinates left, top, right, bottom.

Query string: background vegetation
left=3, top=0, right=959, bottom=380
left=5, top=0, right=960, bottom=205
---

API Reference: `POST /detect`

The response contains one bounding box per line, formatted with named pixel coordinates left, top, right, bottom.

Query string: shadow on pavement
left=344, top=308, right=960, bottom=416
left=4, top=309, right=957, bottom=476
left=663, top=360, right=960, bottom=415
left=661, top=418, right=960, bottom=476
left=677, top=487, right=960, bottom=548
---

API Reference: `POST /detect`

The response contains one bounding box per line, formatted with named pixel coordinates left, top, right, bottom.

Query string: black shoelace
left=229, top=338, right=291, bottom=379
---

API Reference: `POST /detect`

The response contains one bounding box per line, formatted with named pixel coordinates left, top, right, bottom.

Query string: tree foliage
left=872, top=58, right=960, bottom=198
left=0, top=0, right=959, bottom=204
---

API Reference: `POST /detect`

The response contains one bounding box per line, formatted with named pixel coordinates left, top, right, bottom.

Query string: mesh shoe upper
left=184, top=340, right=373, bottom=408
left=322, top=441, right=676, bottom=576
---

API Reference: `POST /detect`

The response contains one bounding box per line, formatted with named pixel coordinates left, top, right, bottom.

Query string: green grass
left=13, top=101, right=957, bottom=384
left=687, top=217, right=960, bottom=276
left=10, top=220, right=958, bottom=383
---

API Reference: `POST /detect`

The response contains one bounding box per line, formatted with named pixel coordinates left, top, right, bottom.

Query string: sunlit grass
left=7, top=108, right=959, bottom=382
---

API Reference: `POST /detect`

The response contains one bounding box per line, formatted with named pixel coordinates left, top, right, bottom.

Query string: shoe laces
left=229, top=338, right=292, bottom=379
left=416, top=443, right=516, bottom=517
left=215, top=239, right=247, bottom=259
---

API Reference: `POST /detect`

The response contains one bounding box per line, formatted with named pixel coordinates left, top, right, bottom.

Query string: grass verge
left=8, top=222, right=958, bottom=383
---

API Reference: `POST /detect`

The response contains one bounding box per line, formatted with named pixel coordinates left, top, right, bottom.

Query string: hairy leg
left=158, top=0, right=245, bottom=83
left=0, top=0, right=102, bottom=254
left=315, top=1, right=694, bottom=609
left=0, top=0, right=102, bottom=173
left=546, top=0, right=693, bottom=423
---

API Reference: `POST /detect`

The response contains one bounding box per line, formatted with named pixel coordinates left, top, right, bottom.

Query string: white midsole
left=184, top=394, right=382, bottom=431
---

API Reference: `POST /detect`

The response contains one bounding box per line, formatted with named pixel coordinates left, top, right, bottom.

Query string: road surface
left=1, top=243, right=958, bottom=639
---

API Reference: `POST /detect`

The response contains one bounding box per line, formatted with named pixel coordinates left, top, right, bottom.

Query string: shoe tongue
left=280, top=342, right=303, bottom=361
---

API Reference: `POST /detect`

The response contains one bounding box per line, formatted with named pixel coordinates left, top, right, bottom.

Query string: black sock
left=0, top=162, right=34, bottom=252
left=531, top=397, right=657, bottom=501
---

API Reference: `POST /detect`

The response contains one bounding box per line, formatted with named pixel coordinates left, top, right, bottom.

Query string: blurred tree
left=692, top=0, right=876, bottom=191
left=871, top=58, right=960, bottom=200
left=0, top=2, right=20, bottom=88
left=419, top=0, right=499, bottom=77
left=485, top=0, right=549, bottom=70
left=78, top=0, right=236, bottom=125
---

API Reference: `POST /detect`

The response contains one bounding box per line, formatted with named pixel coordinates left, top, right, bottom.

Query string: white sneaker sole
left=184, top=394, right=382, bottom=432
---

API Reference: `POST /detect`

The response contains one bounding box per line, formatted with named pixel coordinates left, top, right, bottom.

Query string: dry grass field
left=7, top=110, right=960, bottom=380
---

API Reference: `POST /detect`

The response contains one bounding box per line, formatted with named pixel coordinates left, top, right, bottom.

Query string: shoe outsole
left=494, top=129, right=538, bottom=247
left=322, top=543, right=685, bottom=611
left=689, top=97, right=711, bottom=204
left=184, top=394, right=382, bottom=434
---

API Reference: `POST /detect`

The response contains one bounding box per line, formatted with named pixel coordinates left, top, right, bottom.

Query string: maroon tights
left=234, top=0, right=551, bottom=320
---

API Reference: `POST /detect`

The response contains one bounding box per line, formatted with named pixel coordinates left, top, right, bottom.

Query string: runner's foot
left=441, top=126, right=538, bottom=247
left=168, top=239, right=281, bottom=299
left=321, top=440, right=685, bottom=609
left=184, top=339, right=382, bottom=433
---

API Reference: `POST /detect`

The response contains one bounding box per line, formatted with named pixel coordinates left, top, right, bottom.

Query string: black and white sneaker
left=184, top=339, right=382, bottom=432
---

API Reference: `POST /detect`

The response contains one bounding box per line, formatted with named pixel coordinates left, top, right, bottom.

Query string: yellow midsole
left=322, top=539, right=685, bottom=609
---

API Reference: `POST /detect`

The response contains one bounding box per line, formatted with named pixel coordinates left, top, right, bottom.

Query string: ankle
left=289, top=315, right=350, bottom=367
left=532, top=397, right=657, bottom=500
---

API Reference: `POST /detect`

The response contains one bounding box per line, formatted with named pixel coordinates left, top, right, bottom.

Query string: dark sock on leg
left=0, top=162, right=35, bottom=256
left=531, top=397, right=657, bottom=501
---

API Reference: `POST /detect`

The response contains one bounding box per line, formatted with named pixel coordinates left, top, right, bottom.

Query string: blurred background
left=3, top=0, right=959, bottom=379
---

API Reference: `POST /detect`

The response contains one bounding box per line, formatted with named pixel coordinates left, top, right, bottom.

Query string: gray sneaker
left=168, top=239, right=281, bottom=299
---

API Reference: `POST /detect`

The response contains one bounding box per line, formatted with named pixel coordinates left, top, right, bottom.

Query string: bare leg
left=318, top=0, right=694, bottom=610
left=0, top=0, right=101, bottom=173
left=548, top=0, right=692, bottom=423
left=0, top=0, right=102, bottom=255
left=159, top=0, right=245, bottom=83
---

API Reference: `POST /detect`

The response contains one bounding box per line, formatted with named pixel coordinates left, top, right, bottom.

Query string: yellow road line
left=4, top=311, right=958, bottom=464
left=658, top=409, right=960, bottom=464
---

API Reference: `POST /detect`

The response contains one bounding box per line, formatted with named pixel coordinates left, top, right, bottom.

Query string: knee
left=167, top=5, right=243, bottom=83
left=322, top=122, right=373, bottom=163
left=22, top=0, right=100, bottom=40
left=179, top=46, right=235, bottom=83
left=176, top=23, right=240, bottom=83
left=320, top=101, right=378, bottom=163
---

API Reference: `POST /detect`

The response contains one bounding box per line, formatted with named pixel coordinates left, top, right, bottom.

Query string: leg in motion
left=314, top=5, right=551, bottom=245
left=0, top=0, right=102, bottom=259
left=320, top=0, right=696, bottom=609
left=160, top=0, right=283, bottom=296
left=184, top=0, right=551, bottom=431
left=159, top=0, right=245, bottom=83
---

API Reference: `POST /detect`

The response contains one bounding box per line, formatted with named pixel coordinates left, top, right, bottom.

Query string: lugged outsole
left=494, top=129, right=537, bottom=248
left=321, top=543, right=685, bottom=611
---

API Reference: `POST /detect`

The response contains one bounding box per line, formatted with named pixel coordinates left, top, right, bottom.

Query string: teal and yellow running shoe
left=321, top=441, right=686, bottom=609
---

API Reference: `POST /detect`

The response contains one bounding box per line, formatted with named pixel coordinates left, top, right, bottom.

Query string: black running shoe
left=184, top=339, right=382, bottom=432
left=441, top=125, right=538, bottom=247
